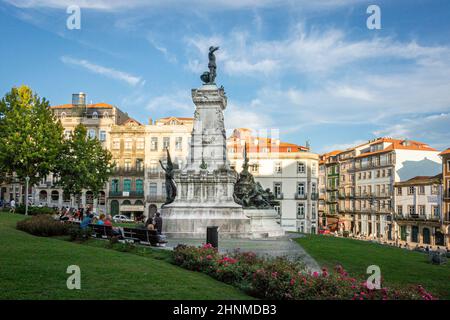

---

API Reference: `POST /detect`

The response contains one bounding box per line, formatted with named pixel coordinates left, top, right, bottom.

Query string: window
left=163, top=137, right=170, bottom=150
left=376, top=170, right=380, bottom=178
left=103, top=111, right=109, bottom=118
left=400, top=226, right=407, bottom=241
left=175, top=137, right=183, bottom=151
left=297, top=182, right=305, bottom=196
left=99, top=130, right=106, bottom=142
left=397, top=187, right=402, bottom=195
left=124, top=159, right=131, bottom=172
left=136, top=179, right=143, bottom=193
left=397, top=205, right=403, bottom=215
left=387, top=169, right=392, bottom=177
left=112, top=139, right=120, bottom=149
left=150, top=137, right=158, bottom=151
left=136, top=138, right=145, bottom=150
left=418, top=185, right=425, bottom=195
left=287, top=147, right=291, bottom=153
left=408, top=186, right=415, bottom=195
left=88, top=129, right=96, bottom=139
left=297, top=162, right=305, bottom=173
left=418, top=205, right=425, bottom=215
left=64, top=130, right=71, bottom=139
left=431, top=185, right=439, bottom=194
left=312, top=162, right=317, bottom=175
left=92, top=112, right=98, bottom=119
left=250, top=163, right=259, bottom=173
left=125, top=139, right=133, bottom=150
left=408, top=205, right=415, bottom=215
left=432, top=205, right=440, bottom=217
left=123, top=179, right=131, bottom=192
left=311, top=203, right=316, bottom=220
left=274, top=162, right=282, bottom=173
left=274, top=182, right=282, bottom=198
left=296, top=203, right=305, bottom=219
left=311, top=182, right=317, bottom=195
left=111, top=179, right=119, bottom=192
left=149, top=183, right=157, bottom=196
left=60, top=112, right=66, bottom=119
left=136, top=159, right=144, bottom=172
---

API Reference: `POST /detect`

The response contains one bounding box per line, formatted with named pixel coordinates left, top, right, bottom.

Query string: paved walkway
left=163, top=234, right=321, bottom=272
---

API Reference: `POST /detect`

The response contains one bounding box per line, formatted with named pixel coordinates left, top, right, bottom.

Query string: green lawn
left=0, top=213, right=251, bottom=300
left=296, top=235, right=450, bottom=299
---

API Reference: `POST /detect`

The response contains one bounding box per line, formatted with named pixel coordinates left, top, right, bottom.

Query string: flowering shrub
left=172, top=244, right=436, bottom=300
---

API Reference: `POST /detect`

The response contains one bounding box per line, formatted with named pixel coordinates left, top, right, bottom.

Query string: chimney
left=149, top=117, right=153, bottom=125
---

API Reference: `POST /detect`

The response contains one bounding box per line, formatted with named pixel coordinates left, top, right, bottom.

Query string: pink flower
left=271, top=272, right=278, bottom=278
left=312, top=272, right=319, bottom=278
left=206, top=255, right=212, bottom=260
left=290, top=278, right=296, bottom=286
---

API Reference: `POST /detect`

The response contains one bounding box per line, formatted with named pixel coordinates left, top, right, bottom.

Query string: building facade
left=33, top=93, right=130, bottom=213
left=318, top=138, right=443, bottom=245
left=228, top=129, right=319, bottom=234
left=439, top=148, right=450, bottom=248
left=394, top=175, right=445, bottom=249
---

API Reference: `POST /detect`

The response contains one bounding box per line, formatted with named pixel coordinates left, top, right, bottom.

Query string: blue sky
left=0, top=0, right=449, bottom=153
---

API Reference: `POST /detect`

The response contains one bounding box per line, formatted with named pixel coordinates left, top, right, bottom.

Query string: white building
left=394, top=174, right=444, bottom=248
left=228, top=129, right=319, bottom=234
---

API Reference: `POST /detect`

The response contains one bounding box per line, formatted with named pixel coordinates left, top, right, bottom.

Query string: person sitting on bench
left=80, top=214, right=93, bottom=229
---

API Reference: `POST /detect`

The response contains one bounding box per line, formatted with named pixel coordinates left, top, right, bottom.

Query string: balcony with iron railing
left=146, top=195, right=167, bottom=202
left=394, top=214, right=441, bottom=223
left=350, top=159, right=395, bottom=172
left=113, top=168, right=145, bottom=176
left=295, top=193, right=308, bottom=200
left=147, top=171, right=166, bottom=179
left=109, top=190, right=144, bottom=197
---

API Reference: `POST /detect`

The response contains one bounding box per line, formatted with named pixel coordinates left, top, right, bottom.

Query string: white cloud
left=373, top=113, right=450, bottom=151
left=319, top=139, right=367, bottom=153
left=60, top=56, right=144, bottom=86
left=184, top=27, right=450, bottom=78
left=147, top=36, right=177, bottom=64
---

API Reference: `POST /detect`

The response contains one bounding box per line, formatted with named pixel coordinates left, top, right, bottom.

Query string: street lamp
left=25, top=176, right=30, bottom=216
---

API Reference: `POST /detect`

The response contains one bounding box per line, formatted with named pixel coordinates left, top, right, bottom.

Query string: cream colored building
left=228, top=129, right=319, bottom=234
left=394, top=175, right=445, bottom=249
left=33, top=93, right=130, bottom=213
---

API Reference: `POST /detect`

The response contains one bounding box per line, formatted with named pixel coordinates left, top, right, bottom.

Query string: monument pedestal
left=161, top=83, right=284, bottom=239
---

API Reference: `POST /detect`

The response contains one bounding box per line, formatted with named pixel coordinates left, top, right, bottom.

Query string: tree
left=55, top=124, right=113, bottom=208
left=0, top=86, right=64, bottom=189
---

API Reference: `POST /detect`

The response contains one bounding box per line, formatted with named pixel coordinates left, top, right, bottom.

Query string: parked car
left=112, top=215, right=134, bottom=223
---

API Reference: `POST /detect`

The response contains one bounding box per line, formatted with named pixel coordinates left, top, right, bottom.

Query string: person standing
left=9, top=199, right=16, bottom=213
left=154, top=212, right=163, bottom=235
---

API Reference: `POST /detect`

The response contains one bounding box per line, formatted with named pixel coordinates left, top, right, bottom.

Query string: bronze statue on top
left=160, top=148, right=177, bottom=206
left=201, top=46, right=220, bottom=84
left=233, top=142, right=277, bottom=209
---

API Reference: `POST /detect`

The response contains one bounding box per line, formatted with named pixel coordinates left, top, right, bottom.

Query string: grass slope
left=0, top=214, right=250, bottom=300
left=296, top=235, right=450, bottom=299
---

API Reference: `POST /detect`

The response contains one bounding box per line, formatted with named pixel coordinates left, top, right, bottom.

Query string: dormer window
left=60, top=112, right=66, bottom=119
left=92, top=112, right=98, bottom=119
left=103, top=111, right=109, bottom=118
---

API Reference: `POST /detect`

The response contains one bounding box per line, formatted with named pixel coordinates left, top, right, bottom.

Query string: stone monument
left=161, top=47, right=284, bottom=239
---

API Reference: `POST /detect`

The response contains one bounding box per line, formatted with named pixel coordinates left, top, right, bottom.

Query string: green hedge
left=15, top=205, right=56, bottom=216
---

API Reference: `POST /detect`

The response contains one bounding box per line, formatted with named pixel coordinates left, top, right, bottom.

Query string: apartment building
left=319, top=138, right=442, bottom=243
left=144, top=117, right=193, bottom=212
left=439, top=148, right=450, bottom=248
left=33, top=93, right=130, bottom=212
left=108, top=119, right=146, bottom=218
left=394, top=174, right=445, bottom=249
left=228, top=129, right=319, bottom=234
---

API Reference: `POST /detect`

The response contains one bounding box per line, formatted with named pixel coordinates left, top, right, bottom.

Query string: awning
left=120, top=205, right=144, bottom=212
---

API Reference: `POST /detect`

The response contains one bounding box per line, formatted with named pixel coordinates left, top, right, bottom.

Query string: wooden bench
left=89, top=224, right=114, bottom=239
left=122, top=227, right=167, bottom=247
